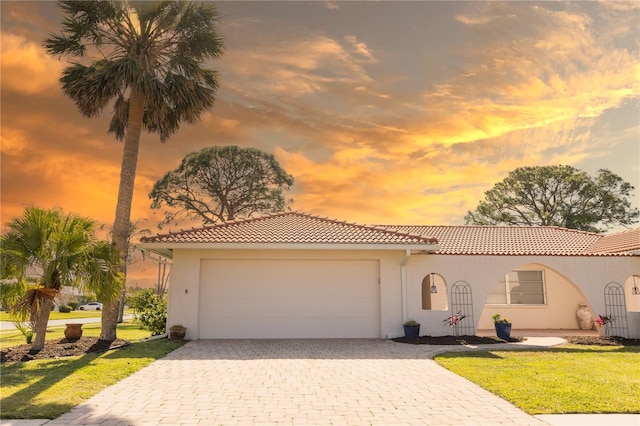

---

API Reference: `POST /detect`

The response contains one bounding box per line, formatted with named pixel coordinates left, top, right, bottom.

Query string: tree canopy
left=0, top=206, right=123, bottom=350
left=44, top=0, right=224, bottom=341
left=150, top=146, right=294, bottom=227
left=464, top=165, right=639, bottom=233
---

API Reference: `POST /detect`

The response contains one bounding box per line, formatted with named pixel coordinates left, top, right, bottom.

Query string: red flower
left=443, top=311, right=467, bottom=327
left=594, top=315, right=612, bottom=328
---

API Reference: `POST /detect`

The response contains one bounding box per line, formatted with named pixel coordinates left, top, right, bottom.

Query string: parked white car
left=78, top=302, right=103, bottom=311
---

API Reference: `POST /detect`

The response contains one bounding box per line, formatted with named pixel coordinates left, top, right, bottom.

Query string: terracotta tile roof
left=140, top=212, right=438, bottom=246
left=377, top=225, right=636, bottom=256
left=584, top=227, right=640, bottom=254
left=140, top=211, right=638, bottom=257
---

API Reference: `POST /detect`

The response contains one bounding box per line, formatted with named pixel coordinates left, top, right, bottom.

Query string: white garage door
left=198, top=259, right=380, bottom=338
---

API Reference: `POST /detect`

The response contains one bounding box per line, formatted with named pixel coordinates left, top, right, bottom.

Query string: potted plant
left=403, top=319, right=420, bottom=339
left=169, top=324, right=187, bottom=341
left=492, top=314, right=512, bottom=339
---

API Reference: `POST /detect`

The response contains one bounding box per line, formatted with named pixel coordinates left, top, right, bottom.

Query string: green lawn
left=1, top=320, right=180, bottom=419
left=434, top=344, right=640, bottom=415
left=1, top=338, right=183, bottom=419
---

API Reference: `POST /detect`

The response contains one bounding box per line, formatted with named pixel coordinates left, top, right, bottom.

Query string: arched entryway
left=478, top=262, right=596, bottom=333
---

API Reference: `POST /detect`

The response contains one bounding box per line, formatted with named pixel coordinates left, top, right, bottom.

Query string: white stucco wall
left=166, top=248, right=639, bottom=339
left=405, top=255, right=639, bottom=337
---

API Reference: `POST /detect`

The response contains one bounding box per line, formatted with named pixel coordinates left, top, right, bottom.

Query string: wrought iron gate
left=603, top=282, right=629, bottom=338
left=450, top=281, right=475, bottom=336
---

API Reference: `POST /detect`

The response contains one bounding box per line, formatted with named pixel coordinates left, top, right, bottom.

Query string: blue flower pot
left=403, top=325, right=420, bottom=339
left=495, top=322, right=512, bottom=339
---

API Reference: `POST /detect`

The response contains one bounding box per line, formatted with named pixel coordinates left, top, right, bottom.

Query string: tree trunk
left=100, top=88, right=145, bottom=341
left=31, top=299, right=54, bottom=352
left=117, top=289, right=126, bottom=323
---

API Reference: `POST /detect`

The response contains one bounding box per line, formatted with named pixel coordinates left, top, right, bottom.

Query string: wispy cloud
left=1, top=1, right=637, bottom=232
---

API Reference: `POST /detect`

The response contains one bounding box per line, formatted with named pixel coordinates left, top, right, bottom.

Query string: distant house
left=139, top=212, right=640, bottom=340
left=57, top=285, right=84, bottom=307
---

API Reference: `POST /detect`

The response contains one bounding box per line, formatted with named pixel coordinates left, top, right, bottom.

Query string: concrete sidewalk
left=1, top=315, right=134, bottom=331
left=2, top=338, right=638, bottom=426
left=5, top=414, right=640, bottom=426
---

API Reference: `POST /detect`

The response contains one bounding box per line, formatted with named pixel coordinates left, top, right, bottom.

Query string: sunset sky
left=1, top=1, right=639, bottom=285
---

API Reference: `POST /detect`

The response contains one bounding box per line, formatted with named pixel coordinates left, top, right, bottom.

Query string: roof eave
left=137, top=242, right=440, bottom=256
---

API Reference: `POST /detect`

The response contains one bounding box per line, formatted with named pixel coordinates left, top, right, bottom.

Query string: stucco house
left=139, top=212, right=640, bottom=340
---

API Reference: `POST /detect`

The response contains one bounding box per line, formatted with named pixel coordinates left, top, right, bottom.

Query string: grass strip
left=434, top=344, right=640, bottom=415
left=0, top=309, right=136, bottom=322
left=1, top=311, right=101, bottom=322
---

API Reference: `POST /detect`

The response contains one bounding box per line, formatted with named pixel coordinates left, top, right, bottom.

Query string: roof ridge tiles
left=140, top=211, right=440, bottom=245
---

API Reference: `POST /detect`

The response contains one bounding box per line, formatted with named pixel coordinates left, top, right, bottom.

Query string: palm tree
left=44, top=1, right=224, bottom=340
left=0, top=206, right=123, bottom=351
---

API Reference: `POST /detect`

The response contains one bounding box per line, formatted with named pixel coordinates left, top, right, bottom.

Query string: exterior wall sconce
left=430, top=273, right=437, bottom=294
left=633, top=276, right=640, bottom=296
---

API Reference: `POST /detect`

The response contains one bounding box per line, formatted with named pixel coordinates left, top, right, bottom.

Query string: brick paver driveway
left=49, top=339, right=544, bottom=425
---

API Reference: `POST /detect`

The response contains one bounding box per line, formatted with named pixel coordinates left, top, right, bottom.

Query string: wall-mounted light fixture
left=430, top=273, right=437, bottom=294
left=633, top=276, right=640, bottom=296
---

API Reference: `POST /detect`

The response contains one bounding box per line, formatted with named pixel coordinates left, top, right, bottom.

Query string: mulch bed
left=392, top=335, right=524, bottom=345
left=565, top=336, right=640, bottom=346
left=1, top=337, right=130, bottom=363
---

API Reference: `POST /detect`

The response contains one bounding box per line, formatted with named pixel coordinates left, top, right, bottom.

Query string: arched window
left=422, top=273, right=448, bottom=310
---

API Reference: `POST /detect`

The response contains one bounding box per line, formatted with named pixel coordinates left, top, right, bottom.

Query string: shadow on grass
left=434, top=344, right=640, bottom=361
left=1, top=352, right=100, bottom=419
left=0, top=339, right=182, bottom=420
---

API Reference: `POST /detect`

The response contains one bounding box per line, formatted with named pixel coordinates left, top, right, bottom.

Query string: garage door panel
left=203, top=317, right=378, bottom=339
left=198, top=259, right=380, bottom=338
left=206, top=278, right=379, bottom=299
left=201, top=296, right=378, bottom=319
left=210, top=259, right=378, bottom=277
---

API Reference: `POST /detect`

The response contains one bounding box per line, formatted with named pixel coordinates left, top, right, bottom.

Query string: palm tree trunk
left=100, top=88, right=145, bottom=341
left=31, top=299, right=53, bottom=352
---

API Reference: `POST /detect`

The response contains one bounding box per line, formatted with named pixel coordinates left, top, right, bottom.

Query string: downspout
left=401, top=249, right=411, bottom=324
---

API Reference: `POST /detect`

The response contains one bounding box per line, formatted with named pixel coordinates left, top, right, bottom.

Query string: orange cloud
left=1, top=33, right=64, bottom=95
left=422, top=3, right=640, bottom=152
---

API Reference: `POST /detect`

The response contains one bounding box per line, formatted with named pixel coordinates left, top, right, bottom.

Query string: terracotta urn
left=576, top=304, right=594, bottom=330
left=64, top=323, right=83, bottom=340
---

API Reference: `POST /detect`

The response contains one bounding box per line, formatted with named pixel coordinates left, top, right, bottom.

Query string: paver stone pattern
left=48, top=339, right=544, bottom=426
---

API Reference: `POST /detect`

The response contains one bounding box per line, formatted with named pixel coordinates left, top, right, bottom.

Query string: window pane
left=509, top=271, right=544, bottom=305
left=517, top=270, right=543, bottom=282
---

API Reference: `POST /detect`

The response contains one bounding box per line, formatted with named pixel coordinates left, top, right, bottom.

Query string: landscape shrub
left=58, top=305, right=72, bottom=313
left=68, top=301, right=79, bottom=310
left=129, top=289, right=167, bottom=335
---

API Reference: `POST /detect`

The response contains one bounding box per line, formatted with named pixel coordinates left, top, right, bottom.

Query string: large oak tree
left=465, top=165, right=639, bottom=232
left=150, top=146, right=294, bottom=227
left=44, top=1, right=224, bottom=340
